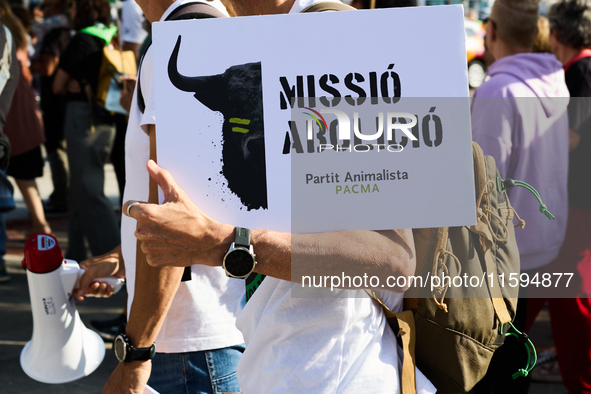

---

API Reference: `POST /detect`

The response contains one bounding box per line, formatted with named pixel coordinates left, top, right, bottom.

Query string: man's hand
left=123, top=160, right=233, bottom=268
left=103, top=361, right=151, bottom=394
left=74, top=245, right=125, bottom=301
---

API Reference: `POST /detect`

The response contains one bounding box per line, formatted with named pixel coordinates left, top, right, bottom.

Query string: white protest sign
left=153, top=5, right=476, bottom=233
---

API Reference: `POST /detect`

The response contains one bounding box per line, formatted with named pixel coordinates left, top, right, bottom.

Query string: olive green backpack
left=369, top=142, right=528, bottom=393
left=298, top=3, right=532, bottom=392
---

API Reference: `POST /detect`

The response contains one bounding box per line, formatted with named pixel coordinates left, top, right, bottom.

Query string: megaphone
left=20, top=233, right=125, bottom=384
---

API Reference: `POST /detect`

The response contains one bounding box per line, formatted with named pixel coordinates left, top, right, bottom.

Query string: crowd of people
left=0, top=0, right=589, bottom=393
left=0, top=0, right=149, bottom=282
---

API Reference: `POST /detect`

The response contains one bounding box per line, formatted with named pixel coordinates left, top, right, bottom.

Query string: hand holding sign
left=123, top=160, right=234, bottom=269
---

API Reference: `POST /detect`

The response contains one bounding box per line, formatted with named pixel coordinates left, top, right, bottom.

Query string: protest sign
left=153, top=5, right=476, bottom=233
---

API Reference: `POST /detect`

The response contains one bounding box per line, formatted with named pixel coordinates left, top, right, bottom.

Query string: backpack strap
left=395, top=310, right=417, bottom=394
left=471, top=142, right=512, bottom=324
left=366, top=290, right=417, bottom=394
left=137, top=2, right=227, bottom=114
left=165, top=1, right=228, bottom=20
left=301, top=1, right=356, bottom=12
left=0, top=26, right=12, bottom=95
left=0, top=25, right=12, bottom=170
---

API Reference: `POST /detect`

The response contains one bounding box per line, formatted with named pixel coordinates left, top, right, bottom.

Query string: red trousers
left=527, top=207, right=591, bottom=394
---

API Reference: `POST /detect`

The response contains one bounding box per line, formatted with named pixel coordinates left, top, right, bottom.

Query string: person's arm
left=567, top=98, right=591, bottom=152
left=121, top=0, right=147, bottom=62
left=104, top=125, right=185, bottom=394
left=119, top=75, right=137, bottom=113
left=124, top=160, right=415, bottom=292
left=126, top=123, right=185, bottom=345
left=16, top=49, right=33, bottom=84
left=30, top=53, right=59, bottom=76
left=569, top=128, right=581, bottom=151
left=52, top=68, right=69, bottom=95
left=53, top=68, right=81, bottom=95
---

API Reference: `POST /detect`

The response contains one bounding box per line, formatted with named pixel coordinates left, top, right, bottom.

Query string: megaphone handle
left=99, top=276, right=125, bottom=294
left=77, top=269, right=125, bottom=294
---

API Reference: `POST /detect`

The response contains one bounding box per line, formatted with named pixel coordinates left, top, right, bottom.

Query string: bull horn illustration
left=168, top=35, right=212, bottom=93
left=168, top=35, right=225, bottom=111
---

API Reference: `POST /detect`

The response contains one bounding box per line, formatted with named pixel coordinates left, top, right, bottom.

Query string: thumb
left=146, top=160, right=184, bottom=203
left=74, top=270, right=94, bottom=301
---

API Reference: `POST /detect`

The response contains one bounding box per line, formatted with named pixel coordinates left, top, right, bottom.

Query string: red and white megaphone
left=20, top=233, right=124, bottom=384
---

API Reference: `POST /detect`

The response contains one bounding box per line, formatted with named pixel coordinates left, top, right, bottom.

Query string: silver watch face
left=224, top=247, right=255, bottom=278
left=113, top=335, right=127, bottom=362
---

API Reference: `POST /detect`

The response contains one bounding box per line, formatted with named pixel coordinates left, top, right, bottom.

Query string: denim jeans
left=0, top=168, right=13, bottom=264
left=148, top=344, right=245, bottom=394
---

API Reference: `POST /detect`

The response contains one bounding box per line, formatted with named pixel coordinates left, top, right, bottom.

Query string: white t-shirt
left=121, top=0, right=148, bottom=45
left=236, top=281, right=435, bottom=393
left=235, top=3, right=435, bottom=391
left=122, top=0, right=242, bottom=353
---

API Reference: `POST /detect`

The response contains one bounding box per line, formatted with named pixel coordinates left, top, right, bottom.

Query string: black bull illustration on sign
left=168, top=35, right=268, bottom=211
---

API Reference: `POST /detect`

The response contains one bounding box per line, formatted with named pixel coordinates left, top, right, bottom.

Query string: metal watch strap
left=235, top=227, right=251, bottom=247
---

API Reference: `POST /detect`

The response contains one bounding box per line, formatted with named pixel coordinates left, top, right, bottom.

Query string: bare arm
left=30, top=54, right=59, bottom=77
left=119, top=75, right=137, bottom=113
left=570, top=128, right=582, bottom=152
left=104, top=125, right=184, bottom=394
left=255, top=229, right=415, bottom=290
left=52, top=68, right=70, bottom=95
left=127, top=125, right=184, bottom=346
left=126, top=161, right=415, bottom=293
left=17, top=49, right=33, bottom=84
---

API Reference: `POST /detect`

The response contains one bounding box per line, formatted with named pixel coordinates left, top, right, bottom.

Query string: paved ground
left=0, top=163, right=569, bottom=393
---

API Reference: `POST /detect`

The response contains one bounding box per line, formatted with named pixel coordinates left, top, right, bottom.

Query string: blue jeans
left=0, top=168, right=13, bottom=264
left=148, top=344, right=245, bottom=394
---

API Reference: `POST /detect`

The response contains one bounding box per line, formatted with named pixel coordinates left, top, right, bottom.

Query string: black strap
left=181, top=266, right=192, bottom=281
left=129, top=345, right=156, bottom=361
left=165, top=2, right=227, bottom=21
left=301, top=1, right=356, bottom=12
left=137, top=2, right=227, bottom=113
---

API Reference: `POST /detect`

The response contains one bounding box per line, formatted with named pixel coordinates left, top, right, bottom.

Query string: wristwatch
left=223, top=227, right=256, bottom=279
left=113, top=333, right=156, bottom=363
